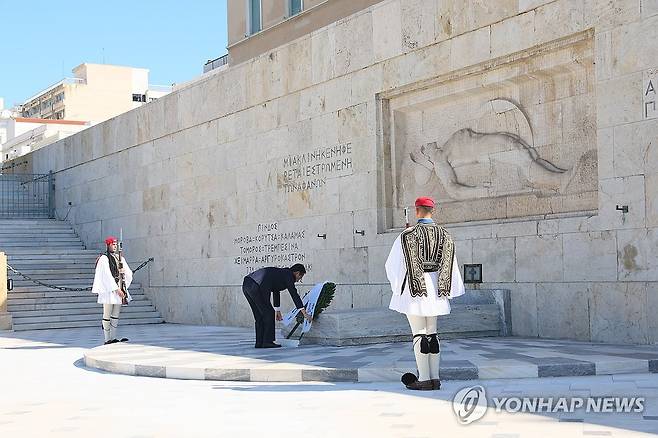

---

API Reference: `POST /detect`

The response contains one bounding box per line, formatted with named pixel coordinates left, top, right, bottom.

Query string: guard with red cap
left=385, top=196, right=465, bottom=390
left=92, top=235, right=133, bottom=344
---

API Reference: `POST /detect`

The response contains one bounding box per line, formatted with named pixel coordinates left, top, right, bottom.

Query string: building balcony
left=203, top=54, right=229, bottom=73
left=22, top=78, right=84, bottom=106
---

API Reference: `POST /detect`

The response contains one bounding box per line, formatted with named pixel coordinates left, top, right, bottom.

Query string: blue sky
left=0, top=0, right=228, bottom=107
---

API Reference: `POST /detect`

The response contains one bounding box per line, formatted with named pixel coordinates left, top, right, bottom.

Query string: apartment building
left=18, top=63, right=172, bottom=124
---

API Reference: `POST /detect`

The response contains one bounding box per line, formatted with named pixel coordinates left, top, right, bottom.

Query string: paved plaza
left=79, top=324, right=658, bottom=382
left=2, top=324, right=658, bottom=437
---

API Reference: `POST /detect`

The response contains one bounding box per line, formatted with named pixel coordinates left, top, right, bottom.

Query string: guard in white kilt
left=92, top=236, right=133, bottom=345
left=386, top=197, right=465, bottom=390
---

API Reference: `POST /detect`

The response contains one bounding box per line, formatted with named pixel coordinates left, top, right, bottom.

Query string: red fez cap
left=105, top=236, right=118, bottom=245
left=415, top=197, right=435, bottom=208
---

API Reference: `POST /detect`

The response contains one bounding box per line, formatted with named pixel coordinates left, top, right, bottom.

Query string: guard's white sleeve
left=122, top=257, right=133, bottom=290
left=385, top=236, right=405, bottom=295
left=91, top=255, right=120, bottom=295
left=449, top=254, right=465, bottom=299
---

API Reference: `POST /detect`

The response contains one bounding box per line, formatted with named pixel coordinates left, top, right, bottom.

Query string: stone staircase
left=1, top=218, right=163, bottom=331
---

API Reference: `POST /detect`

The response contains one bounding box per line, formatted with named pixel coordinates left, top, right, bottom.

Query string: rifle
left=118, top=228, right=128, bottom=305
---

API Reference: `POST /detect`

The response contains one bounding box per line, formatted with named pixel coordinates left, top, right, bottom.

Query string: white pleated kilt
left=389, top=272, right=452, bottom=317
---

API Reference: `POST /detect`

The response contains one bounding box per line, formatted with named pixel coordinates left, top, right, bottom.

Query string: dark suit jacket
left=246, top=267, right=304, bottom=309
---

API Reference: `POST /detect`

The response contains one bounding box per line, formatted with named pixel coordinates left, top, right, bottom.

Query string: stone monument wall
left=17, top=0, right=658, bottom=343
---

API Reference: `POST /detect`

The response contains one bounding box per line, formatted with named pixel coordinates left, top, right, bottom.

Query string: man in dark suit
left=242, top=264, right=312, bottom=348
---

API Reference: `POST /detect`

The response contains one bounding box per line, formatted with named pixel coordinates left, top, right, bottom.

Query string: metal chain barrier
left=6, top=257, right=154, bottom=292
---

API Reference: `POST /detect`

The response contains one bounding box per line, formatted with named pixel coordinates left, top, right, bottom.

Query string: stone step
left=5, top=250, right=97, bottom=256
left=8, top=258, right=98, bottom=264
left=0, top=224, right=71, bottom=229
left=0, top=237, right=80, bottom=243
left=9, top=266, right=93, bottom=270
left=8, top=295, right=149, bottom=306
left=7, top=267, right=98, bottom=273
left=11, top=278, right=98, bottom=287
left=0, top=230, right=78, bottom=234
left=0, top=242, right=85, bottom=248
left=10, top=305, right=158, bottom=318
left=8, top=300, right=152, bottom=311
left=0, top=228, right=77, bottom=236
left=9, top=273, right=95, bottom=280
left=0, top=240, right=81, bottom=245
left=0, top=218, right=67, bottom=222
left=12, top=318, right=164, bottom=331
left=9, top=283, right=143, bottom=294
left=6, top=268, right=95, bottom=275
left=0, top=233, right=79, bottom=237
left=8, top=288, right=144, bottom=299
left=0, top=228, right=76, bottom=233
left=7, top=260, right=99, bottom=267
left=8, top=257, right=99, bottom=264
left=7, top=291, right=148, bottom=307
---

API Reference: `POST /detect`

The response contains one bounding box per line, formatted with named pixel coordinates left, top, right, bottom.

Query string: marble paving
left=5, top=325, right=658, bottom=436
left=4, top=324, right=658, bottom=383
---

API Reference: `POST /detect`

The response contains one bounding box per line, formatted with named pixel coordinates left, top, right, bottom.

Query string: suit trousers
left=242, top=277, right=275, bottom=347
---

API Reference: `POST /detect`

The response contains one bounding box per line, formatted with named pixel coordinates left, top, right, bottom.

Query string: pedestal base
left=301, top=289, right=510, bottom=346
left=0, top=312, right=13, bottom=330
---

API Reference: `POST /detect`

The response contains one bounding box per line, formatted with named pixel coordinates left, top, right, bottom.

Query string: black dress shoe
left=104, top=339, right=119, bottom=345
left=261, top=342, right=282, bottom=348
left=432, top=379, right=441, bottom=390
left=405, top=380, right=433, bottom=391
left=119, top=338, right=129, bottom=342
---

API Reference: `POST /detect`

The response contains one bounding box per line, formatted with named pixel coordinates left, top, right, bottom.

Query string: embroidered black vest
left=400, top=223, right=454, bottom=298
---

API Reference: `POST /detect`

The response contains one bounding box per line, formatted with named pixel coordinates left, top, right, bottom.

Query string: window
left=290, top=0, right=303, bottom=16
left=54, top=93, right=64, bottom=103
left=247, top=0, right=261, bottom=35
left=132, top=94, right=146, bottom=102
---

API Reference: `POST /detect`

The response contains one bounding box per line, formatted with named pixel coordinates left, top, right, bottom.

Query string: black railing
left=0, top=171, right=54, bottom=218
left=203, top=54, right=229, bottom=73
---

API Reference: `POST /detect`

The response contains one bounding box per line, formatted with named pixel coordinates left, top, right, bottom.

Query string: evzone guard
left=386, top=197, right=465, bottom=390
left=92, top=236, right=133, bottom=345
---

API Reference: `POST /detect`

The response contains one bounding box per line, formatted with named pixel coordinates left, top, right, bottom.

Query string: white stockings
left=102, top=303, right=122, bottom=342
left=406, top=315, right=440, bottom=381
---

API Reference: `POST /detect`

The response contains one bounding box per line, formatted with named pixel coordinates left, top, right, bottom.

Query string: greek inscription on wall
left=278, top=143, right=353, bottom=193
left=233, top=222, right=311, bottom=275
